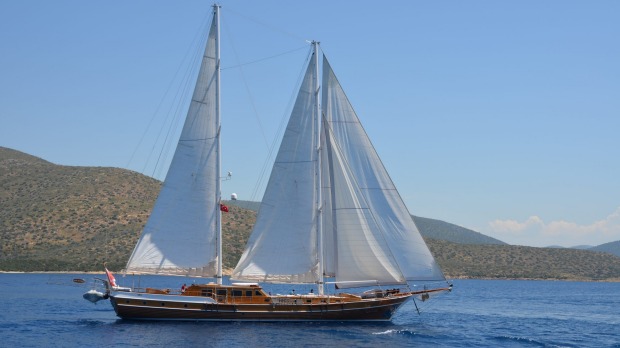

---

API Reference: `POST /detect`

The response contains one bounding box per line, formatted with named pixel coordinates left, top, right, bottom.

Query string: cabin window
left=255, top=290, right=263, bottom=296
left=245, top=290, right=253, bottom=297
left=232, top=290, right=243, bottom=297
left=217, top=289, right=227, bottom=296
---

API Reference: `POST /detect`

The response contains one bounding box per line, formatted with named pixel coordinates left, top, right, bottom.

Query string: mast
left=214, top=4, right=223, bottom=285
left=125, top=4, right=224, bottom=277
left=312, top=41, right=324, bottom=295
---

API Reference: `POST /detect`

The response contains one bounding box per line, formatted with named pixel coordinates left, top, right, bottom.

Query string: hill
left=0, top=146, right=160, bottom=271
left=2, top=146, right=620, bottom=281
left=590, top=240, right=620, bottom=257
left=572, top=245, right=595, bottom=250
left=227, top=200, right=261, bottom=212
left=428, top=239, right=620, bottom=281
left=546, top=243, right=620, bottom=257
left=413, top=215, right=506, bottom=245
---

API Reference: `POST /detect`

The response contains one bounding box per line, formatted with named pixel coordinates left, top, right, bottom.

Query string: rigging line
left=411, top=287, right=449, bottom=314
left=222, top=6, right=307, bottom=42
left=249, top=46, right=314, bottom=202
left=152, top=47, right=202, bottom=179
left=221, top=15, right=270, bottom=151
left=221, top=46, right=309, bottom=70
left=156, top=44, right=204, bottom=179
left=412, top=297, right=421, bottom=315
left=127, top=8, right=213, bottom=178
left=148, top=13, right=212, bottom=179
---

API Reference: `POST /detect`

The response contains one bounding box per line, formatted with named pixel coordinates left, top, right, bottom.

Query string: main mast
left=312, top=41, right=324, bottom=295
left=124, top=3, right=225, bottom=278
left=214, top=4, right=223, bottom=285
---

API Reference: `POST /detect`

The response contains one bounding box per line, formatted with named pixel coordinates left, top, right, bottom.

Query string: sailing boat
left=105, top=4, right=451, bottom=321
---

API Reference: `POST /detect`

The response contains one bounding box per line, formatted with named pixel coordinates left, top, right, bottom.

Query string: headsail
left=125, top=8, right=221, bottom=277
left=321, top=56, right=445, bottom=283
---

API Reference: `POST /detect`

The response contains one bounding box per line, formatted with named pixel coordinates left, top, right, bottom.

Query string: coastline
left=2, top=271, right=618, bottom=282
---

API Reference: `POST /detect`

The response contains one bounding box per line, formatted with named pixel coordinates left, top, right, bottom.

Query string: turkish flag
left=105, top=267, right=117, bottom=287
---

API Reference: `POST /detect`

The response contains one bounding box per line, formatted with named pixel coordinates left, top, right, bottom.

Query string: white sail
left=321, top=57, right=445, bottom=283
left=232, top=54, right=320, bottom=283
left=233, top=47, right=444, bottom=287
left=125, top=10, right=220, bottom=277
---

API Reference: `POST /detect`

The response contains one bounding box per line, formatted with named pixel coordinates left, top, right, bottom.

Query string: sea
left=1, top=273, right=618, bottom=347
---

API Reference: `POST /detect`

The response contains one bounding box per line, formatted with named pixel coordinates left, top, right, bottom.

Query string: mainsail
left=125, top=9, right=221, bottom=277
left=233, top=53, right=320, bottom=283
left=232, top=45, right=445, bottom=287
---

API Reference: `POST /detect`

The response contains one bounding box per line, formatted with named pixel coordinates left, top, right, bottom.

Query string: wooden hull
left=109, top=292, right=412, bottom=322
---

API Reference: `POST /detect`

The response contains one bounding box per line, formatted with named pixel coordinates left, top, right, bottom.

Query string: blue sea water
left=0, top=274, right=619, bottom=347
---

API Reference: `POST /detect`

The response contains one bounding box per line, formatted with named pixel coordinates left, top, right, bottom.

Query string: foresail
left=232, top=53, right=320, bottom=283
left=322, top=125, right=406, bottom=286
left=321, top=57, right=445, bottom=283
left=125, top=12, right=220, bottom=277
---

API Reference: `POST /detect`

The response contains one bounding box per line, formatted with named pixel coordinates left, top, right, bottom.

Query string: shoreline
left=1, top=271, right=618, bottom=282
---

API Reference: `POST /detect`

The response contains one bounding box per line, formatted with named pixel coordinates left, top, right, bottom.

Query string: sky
left=1, top=0, right=619, bottom=248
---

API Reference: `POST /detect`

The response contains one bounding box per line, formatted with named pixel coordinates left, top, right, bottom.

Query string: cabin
left=183, top=283, right=271, bottom=304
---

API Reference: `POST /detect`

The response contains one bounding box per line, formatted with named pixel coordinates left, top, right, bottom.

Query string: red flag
left=105, top=267, right=117, bottom=288
left=220, top=203, right=229, bottom=213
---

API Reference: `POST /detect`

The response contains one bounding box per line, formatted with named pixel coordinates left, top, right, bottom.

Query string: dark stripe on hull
left=110, top=295, right=411, bottom=321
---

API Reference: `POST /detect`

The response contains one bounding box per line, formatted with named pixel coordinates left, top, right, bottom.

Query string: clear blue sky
left=1, top=0, right=619, bottom=247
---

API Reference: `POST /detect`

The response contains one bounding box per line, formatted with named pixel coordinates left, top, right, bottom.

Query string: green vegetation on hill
left=227, top=200, right=261, bottom=212
left=413, top=215, right=506, bottom=245
left=1, top=146, right=619, bottom=281
left=427, top=239, right=620, bottom=281
left=0, top=147, right=254, bottom=272
left=0, top=147, right=160, bottom=271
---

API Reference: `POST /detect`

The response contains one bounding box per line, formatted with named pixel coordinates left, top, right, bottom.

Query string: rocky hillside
left=0, top=146, right=253, bottom=271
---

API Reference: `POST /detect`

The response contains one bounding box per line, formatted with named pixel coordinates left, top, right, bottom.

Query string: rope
left=248, top=47, right=314, bottom=202
left=222, top=46, right=308, bottom=70
left=124, top=8, right=213, bottom=180
left=222, top=6, right=307, bottom=42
